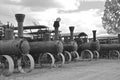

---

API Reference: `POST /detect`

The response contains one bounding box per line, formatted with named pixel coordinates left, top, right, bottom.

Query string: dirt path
left=1, top=59, right=120, bottom=80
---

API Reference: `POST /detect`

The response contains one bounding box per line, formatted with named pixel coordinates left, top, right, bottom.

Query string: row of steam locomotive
left=0, top=14, right=120, bottom=76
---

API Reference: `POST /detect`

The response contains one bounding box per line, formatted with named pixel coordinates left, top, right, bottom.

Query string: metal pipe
left=118, top=34, right=120, bottom=43
left=92, top=30, right=96, bottom=42
left=53, top=18, right=61, bottom=40
left=15, top=14, right=25, bottom=38
left=69, top=26, right=74, bottom=41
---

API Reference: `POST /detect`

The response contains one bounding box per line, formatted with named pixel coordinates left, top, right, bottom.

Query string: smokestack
left=118, top=34, right=120, bottom=43
left=69, top=26, right=74, bottom=41
left=53, top=17, right=61, bottom=40
left=15, top=14, right=25, bottom=38
left=92, top=30, right=96, bottom=42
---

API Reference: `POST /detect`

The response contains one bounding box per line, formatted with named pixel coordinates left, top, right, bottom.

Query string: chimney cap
left=92, top=30, right=96, bottom=32
left=69, top=26, right=74, bottom=32
left=15, top=14, right=25, bottom=22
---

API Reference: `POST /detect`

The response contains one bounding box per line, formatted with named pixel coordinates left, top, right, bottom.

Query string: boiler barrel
left=0, top=39, right=30, bottom=55
left=29, top=41, right=63, bottom=55
left=63, top=41, right=78, bottom=52
left=80, top=42, right=91, bottom=50
left=79, top=41, right=100, bottom=51
left=100, top=44, right=120, bottom=51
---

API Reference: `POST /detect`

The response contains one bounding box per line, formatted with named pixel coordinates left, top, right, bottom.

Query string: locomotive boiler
left=0, top=14, right=34, bottom=76
left=97, top=34, right=120, bottom=59
left=63, top=26, right=79, bottom=62
left=29, top=18, right=65, bottom=67
left=99, top=43, right=120, bottom=59
left=30, top=41, right=63, bottom=55
left=77, top=30, right=120, bottom=59
left=0, top=39, right=30, bottom=55
left=77, top=30, right=100, bottom=60
left=29, top=40, right=64, bottom=66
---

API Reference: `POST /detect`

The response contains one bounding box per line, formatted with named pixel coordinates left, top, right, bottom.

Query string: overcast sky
left=0, top=0, right=107, bottom=37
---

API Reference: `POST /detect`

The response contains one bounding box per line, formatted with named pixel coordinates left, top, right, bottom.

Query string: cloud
left=28, top=8, right=106, bottom=37
left=4, top=0, right=81, bottom=12
left=0, top=0, right=106, bottom=11
left=20, top=0, right=61, bottom=11
left=0, top=0, right=62, bottom=24
left=10, top=0, right=21, bottom=3
left=0, top=3, right=33, bottom=25
left=0, top=0, right=35, bottom=25
left=58, top=9, right=106, bottom=37
left=80, top=0, right=105, bottom=2
left=0, top=0, right=107, bottom=37
left=1, top=0, right=62, bottom=11
left=55, top=0, right=80, bottom=11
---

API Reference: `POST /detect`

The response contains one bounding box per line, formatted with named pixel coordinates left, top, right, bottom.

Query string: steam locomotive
left=0, top=13, right=120, bottom=76
left=75, top=31, right=120, bottom=60
left=0, top=14, right=34, bottom=76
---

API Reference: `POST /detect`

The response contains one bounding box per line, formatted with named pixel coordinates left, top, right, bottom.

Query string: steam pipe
left=92, top=30, right=96, bottom=42
left=118, top=34, right=120, bottom=43
left=69, top=26, right=74, bottom=41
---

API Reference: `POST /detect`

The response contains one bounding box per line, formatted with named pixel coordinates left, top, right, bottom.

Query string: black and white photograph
left=0, top=0, right=120, bottom=80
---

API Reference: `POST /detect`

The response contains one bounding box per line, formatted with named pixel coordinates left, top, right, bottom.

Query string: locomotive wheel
left=71, top=51, right=80, bottom=60
left=93, top=50, right=99, bottom=59
left=109, top=50, right=120, bottom=59
left=0, top=55, right=14, bottom=76
left=55, top=53, right=65, bottom=67
left=81, top=49, right=93, bottom=60
left=117, top=51, right=120, bottom=59
left=18, top=54, right=35, bottom=73
left=38, top=53, right=55, bottom=67
left=64, top=51, right=72, bottom=62
left=74, top=51, right=80, bottom=60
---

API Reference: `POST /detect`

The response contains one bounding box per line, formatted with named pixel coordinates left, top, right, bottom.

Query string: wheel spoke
left=18, top=54, right=34, bottom=73
left=64, top=51, right=72, bottom=62
left=93, top=50, right=99, bottom=59
left=38, top=53, right=55, bottom=67
left=0, top=55, right=14, bottom=76
left=81, top=49, right=93, bottom=60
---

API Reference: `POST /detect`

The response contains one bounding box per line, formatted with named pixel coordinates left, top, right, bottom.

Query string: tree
left=102, top=0, right=120, bottom=34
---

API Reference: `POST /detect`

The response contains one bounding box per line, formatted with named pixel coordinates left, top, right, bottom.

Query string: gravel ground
left=1, top=59, right=120, bottom=80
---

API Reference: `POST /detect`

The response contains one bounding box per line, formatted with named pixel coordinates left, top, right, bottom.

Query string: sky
left=0, top=0, right=108, bottom=37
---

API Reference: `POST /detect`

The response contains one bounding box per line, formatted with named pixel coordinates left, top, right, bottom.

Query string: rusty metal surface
left=29, top=41, right=63, bottom=55
left=63, top=41, right=78, bottom=52
left=0, top=39, right=30, bottom=55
